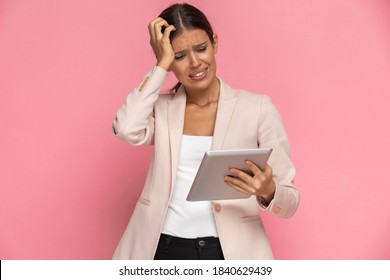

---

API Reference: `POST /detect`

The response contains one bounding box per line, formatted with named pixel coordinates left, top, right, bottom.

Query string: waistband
left=160, top=234, right=220, bottom=247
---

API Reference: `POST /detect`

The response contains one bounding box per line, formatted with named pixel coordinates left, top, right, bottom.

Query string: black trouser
left=153, top=234, right=225, bottom=260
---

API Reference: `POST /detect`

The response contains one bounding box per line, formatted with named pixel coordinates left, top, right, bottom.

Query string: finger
left=148, top=17, right=164, bottom=39
left=228, top=168, right=253, bottom=184
left=224, top=179, right=253, bottom=195
left=153, top=19, right=169, bottom=41
left=162, top=24, right=176, bottom=40
left=263, top=164, right=273, bottom=177
left=148, top=18, right=167, bottom=43
left=224, top=175, right=257, bottom=195
left=245, top=160, right=264, bottom=178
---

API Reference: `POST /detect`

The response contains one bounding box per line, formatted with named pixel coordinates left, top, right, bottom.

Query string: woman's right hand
left=148, top=17, right=176, bottom=71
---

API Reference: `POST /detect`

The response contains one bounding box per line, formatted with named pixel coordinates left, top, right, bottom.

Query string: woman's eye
left=174, top=54, right=185, bottom=60
left=197, top=46, right=207, bottom=52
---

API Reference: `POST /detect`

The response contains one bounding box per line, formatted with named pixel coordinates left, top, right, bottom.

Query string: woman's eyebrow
left=174, top=41, right=208, bottom=54
left=193, top=41, right=208, bottom=48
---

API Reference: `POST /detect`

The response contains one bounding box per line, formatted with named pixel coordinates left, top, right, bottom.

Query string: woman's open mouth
left=189, top=68, right=208, bottom=80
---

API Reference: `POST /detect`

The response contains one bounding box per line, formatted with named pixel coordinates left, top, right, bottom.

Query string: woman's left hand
left=224, top=161, right=276, bottom=204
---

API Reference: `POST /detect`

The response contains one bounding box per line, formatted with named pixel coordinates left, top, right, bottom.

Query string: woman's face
left=170, top=28, right=218, bottom=93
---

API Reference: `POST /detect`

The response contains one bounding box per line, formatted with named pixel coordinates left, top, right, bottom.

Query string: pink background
left=1, top=0, right=389, bottom=259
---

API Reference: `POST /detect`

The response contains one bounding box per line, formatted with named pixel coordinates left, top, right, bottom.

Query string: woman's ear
left=212, top=34, right=218, bottom=54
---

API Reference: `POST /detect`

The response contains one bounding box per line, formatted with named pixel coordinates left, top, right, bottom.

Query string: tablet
left=186, top=147, right=273, bottom=201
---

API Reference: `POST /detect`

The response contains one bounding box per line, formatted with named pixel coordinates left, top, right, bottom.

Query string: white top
left=161, top=135, right=218, bottom=238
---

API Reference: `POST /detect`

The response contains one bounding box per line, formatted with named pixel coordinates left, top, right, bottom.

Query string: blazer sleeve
left=257, top=95, right=300, bottom=218
left=112, top=66, right=167, bottom=146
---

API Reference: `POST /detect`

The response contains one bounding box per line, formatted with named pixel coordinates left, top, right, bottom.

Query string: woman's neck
left=185, top=78, right=220, bottom=106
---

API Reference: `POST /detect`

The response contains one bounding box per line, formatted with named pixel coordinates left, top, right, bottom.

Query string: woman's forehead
left=171, top=29, right=210, bottom=50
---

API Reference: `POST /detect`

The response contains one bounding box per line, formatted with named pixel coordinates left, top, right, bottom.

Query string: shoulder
left=154, top=92, right=176, bottom=109
left=157, top=92, right=175, bottom=101
left=221, top=79, right=272, bottom=105
left=237, top=89, right=269, bottom=103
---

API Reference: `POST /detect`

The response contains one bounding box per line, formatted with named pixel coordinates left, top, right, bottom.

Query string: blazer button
left=214, top=204, right=221, bottom=213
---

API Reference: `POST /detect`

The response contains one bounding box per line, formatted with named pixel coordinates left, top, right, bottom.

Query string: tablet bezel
left=186, top=147, right=273, bottom=201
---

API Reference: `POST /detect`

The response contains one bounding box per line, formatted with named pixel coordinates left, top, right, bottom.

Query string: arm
left=112, top=17, right=176, bottom=146
left=112, top=66, right=167, bottom=146
left=224, top=95, right=299, bottom=218
left=255, top=95, right=299, bottom=218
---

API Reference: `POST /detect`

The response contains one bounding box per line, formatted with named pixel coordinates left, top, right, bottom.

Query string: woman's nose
left=188, top=52, right=201, bottom=67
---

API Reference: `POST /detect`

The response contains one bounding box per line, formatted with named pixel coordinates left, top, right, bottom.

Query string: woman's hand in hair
left=148, top=17, right=176, bottom=71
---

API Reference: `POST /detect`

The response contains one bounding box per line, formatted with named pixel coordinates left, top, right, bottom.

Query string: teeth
left=192, top=70, right=205, bottom=77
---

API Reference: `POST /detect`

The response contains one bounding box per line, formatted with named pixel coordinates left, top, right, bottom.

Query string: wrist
left=156, top=59, right=172, bottom=71
left=257, top=180, right=276, bottom=206
left=259, top=192, right=275, bottom=206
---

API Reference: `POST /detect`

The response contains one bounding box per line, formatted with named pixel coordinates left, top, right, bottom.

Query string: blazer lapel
left=212, top=79, right=238, bottom=150
left=167, top=79, right=237, bottom=193
left=167, top=87, right=186, bottom=192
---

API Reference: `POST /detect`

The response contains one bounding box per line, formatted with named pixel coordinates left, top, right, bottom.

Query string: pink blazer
left=112, top=66, right=299, bottom=259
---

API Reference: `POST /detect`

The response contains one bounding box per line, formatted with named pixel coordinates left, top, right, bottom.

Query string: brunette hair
left=158, top=3, right=215, bottom=92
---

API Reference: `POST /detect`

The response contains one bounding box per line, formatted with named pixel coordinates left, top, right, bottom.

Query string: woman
left=112, top=3, right=299, bottom=260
